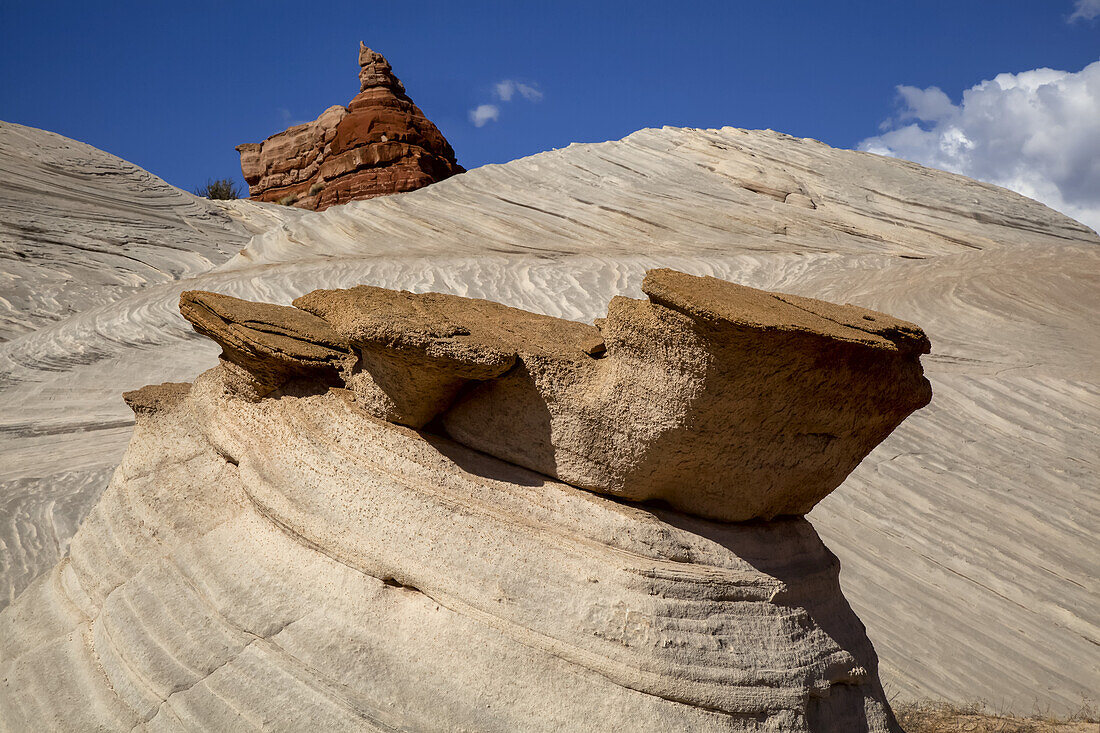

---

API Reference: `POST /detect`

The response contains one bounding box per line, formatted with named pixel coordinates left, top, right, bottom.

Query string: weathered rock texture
left=291, top=271, right=931, bottom=521
left=0, top=273, right=920, bottom=730
left=1, top=123, right=1097, bottom=718
left=179, top=290, right=352, bottom=390
left=0, top=121, right=292, bottom=342
left=292, top=284, right=605, bottom=427
left=236, top=43, right=463, bottom=211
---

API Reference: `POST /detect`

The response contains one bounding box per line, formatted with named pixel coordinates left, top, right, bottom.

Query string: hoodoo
left=1, top=121, right=1096, bottom=724
left=0, top=270, right=931, bottom=731
left=235, top=43, right=463, bottom=211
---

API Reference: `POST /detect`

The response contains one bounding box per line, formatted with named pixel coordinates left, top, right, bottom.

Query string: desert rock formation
left=292, top=272, right=931, bottom=521
left=0, top=123, right=1096, bottom=717
left=236, top=43, right=463, bottom=210
left=0, top=274, right=923, bottom=730
left=0, top=121, right=294, bottom=341
left=179, top=290, right=352, bottom=389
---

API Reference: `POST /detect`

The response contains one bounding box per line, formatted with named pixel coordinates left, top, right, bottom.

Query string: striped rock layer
left=1, top=123, right=1096, bottom=718
left=235, top=43, right=463, bottom=211
left=0, top=366, right=901, bottom=731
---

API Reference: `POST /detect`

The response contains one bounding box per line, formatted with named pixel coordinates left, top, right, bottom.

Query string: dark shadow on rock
left=423, top=432, right=550, bottom=488
left=650, top=504, right=881, bottom=668
left=641, top=502, right=901, bottom=732
left=433, top=360, right=559, bottom=486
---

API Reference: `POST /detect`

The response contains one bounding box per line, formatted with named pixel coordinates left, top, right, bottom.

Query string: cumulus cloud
left=1069, top=0, right=1100, bottom=21
left=859, top=59, right=1100, bottom=232
left=891, top=86, right=955, bottom=125
left=469, top=79, right=543, bottom=127
left=468, top=104, right=500, bottom=128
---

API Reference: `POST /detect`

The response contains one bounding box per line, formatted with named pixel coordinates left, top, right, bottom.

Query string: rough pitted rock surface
left=283, top=272, right=932, bottom=520
left=236, top=43, right=463, bottom=211
left=0, top=274, right=920, bottom=730
left=179, top=290, right=352, bottom=389
left=294, top=284, right=605, bottom=427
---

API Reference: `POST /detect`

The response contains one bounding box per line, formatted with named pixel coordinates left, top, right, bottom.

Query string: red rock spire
left=358, top=42, right=404, bottom=93
left=236, top=43, right=463, bottom=211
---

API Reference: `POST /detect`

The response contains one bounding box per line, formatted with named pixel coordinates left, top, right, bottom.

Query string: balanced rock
left=0, top=268, right=929, bottom=730
left=444, top=269, right=931, bottom=520
left=236, top=42, right=463, bottom=211
left=289, top=269, right=931, bottom=521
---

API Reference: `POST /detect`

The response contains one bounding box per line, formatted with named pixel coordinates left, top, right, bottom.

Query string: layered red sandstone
left=236, top=43, right=463, bottom=211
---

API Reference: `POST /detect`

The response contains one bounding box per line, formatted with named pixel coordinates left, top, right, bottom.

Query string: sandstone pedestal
left=0, top=269, right=930, bottom=731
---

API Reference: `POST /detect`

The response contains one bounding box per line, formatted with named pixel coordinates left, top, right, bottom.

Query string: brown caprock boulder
left=236, top=43, right=464, bottom=211
left=185, top=268, right=931, bottom=523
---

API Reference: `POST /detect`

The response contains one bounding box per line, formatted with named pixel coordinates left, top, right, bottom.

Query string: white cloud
left=468, top=104, right=500, bottom=127
left=1069, top=0, right=1100, bottom=21
left=494, top=80, right=516, bottom=102
left=894, top=85, right=955, bottom=123
left=277, top=108, right=309, bottom=126
left=495, top=79, right=543, bottom=102
left=859, top=59, right=1100, bottom=232
left=470, top=79, right=543, bottom=127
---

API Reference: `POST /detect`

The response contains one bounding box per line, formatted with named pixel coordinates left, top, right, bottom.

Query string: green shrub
left=194, top=178, right=242, bottom=200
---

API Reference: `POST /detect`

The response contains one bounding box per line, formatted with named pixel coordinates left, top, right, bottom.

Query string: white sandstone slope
left=0, top=120, right=300, bottom=341
left=0, top=124, right=1097, bottom=718
left=0, top=120, right=302, bottom=605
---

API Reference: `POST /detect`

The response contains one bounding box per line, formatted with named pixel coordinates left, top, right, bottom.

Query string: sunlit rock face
left=0, top=272, right=927, bottom=730
left=289, top=272, right=931, bottom=521
left=236, top=43, right=464, bottom=211
left=0, top=121, right=291, bottom=341
left=0, top=122, right=1096, bottom=718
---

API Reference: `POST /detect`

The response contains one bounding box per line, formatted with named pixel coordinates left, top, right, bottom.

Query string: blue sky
left=1, top=1, right=1097, bottom=225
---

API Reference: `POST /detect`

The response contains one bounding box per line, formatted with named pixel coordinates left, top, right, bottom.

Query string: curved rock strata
left=0, top=121, right=286, bottom=342
left=236, top=43, right=464, bottom=211
left=2, top=123, right=1096, bottom=716
left=0, top=268, right=924, bottom=728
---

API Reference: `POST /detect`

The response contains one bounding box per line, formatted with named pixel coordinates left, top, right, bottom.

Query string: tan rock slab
left=179, top=290, right=351, bottom=387
left=122, top=382, right=192, bottom=417
left=293, top=285, right=603, bottom=427
left=643, top=267, right=931, bottom=355
left=442, top=268, right=932, bottom=521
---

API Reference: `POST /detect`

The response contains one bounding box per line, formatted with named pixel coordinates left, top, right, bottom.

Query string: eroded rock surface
left=294, top=285, right=603, bottom=427
left=0, top=357, right=903, bottom=732
left=0, top=121, right=286, bottom=341
left=0, top=268, right=927, bottom=729
left=236, top=43, right=463, bottom=210
left=445, top=270, right=931, bottom=520
left=4, top=123, right=1095, bottom=717
left=287, top=269, right=931, bottom=521
left=179, top=290, right=351, bottom=390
